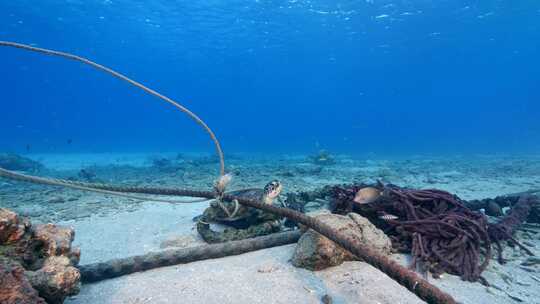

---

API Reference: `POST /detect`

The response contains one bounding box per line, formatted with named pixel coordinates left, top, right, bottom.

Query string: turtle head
left=262, top=180, right=282, bottom=204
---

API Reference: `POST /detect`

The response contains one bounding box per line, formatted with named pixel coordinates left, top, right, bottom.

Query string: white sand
left=60, top=201, right=208, bottom=265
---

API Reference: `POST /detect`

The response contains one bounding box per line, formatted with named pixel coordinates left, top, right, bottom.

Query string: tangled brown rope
left=331, top=183, right=538, bottom=286
left=332, top=184, right=492, bottom=284
left=0, top=40, right=225, bottom=177
left=385, top=186, right=491, bottom=283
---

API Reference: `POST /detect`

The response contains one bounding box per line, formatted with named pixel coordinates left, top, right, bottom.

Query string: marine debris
left=330, top=183, right=537, bottom=284
left=79, top=230, right=302, bottom=283
left=0, top=208, right=80, bottom=304
left=380, top=185, right=492, bottom=283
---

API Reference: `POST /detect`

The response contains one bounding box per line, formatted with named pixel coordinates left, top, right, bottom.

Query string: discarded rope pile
left=384, top=186, right=491, bottom=283
left=488, top=194, right=537, bottom=263
left=331, top=184, right=492, bottom=283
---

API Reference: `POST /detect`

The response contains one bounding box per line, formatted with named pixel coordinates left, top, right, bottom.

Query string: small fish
left=353, top=187, right=381, bottom=205
left=25, top=144, right=31, bottom=152
left=379, top=213, right=399, bottom=221
left=67, top=139, right=73, bottom=144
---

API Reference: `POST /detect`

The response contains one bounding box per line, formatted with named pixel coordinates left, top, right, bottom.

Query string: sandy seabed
left=1, top=152, right=539, bottom=304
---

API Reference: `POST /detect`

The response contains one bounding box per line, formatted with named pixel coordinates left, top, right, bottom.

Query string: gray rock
left=47, top=197, right=66, bottom=204
left=292, top=213, right=392, bottom=271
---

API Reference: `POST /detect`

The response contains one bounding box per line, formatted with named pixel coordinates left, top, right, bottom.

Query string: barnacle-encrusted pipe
left=80, top=230, right=302, bottom=282
left=0, top=40, right=225, bottom=177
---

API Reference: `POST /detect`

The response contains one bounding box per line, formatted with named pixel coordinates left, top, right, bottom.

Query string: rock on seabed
left=0, top=208, right=80, bottom=304
left=292, top=212, right=392, bottom=271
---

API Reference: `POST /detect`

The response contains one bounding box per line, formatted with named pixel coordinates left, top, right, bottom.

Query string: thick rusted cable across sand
left=0, top=168, right=209, bottom=204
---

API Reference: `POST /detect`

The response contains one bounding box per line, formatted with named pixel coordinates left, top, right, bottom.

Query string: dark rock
left=152, top=157, right=172, bottom=168
left=77, top=169, right=97, bottom=182
left=296, top=165, right=323, bottom=175
left=321, top=294, right=333, bottom=304
left=278, top=171, right=295, bottom=177
left=529, top=203, right=540, bottom=223
left=0, top=153, right=44, bottom=172
left=46, top=197, right=65, bottom=205
left=151, top=157, right=183, bottom=173
left=0, top=257, right=46, bottom=304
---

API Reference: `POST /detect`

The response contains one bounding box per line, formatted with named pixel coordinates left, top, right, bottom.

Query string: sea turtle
left=196, top=180, right=284, bottom=243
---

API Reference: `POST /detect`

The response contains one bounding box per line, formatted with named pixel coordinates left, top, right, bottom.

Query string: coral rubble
left=0, top=256, right=46, bottom=304
left=0, top=208, right=80, bottom=304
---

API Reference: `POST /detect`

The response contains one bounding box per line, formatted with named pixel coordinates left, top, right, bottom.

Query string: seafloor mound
left=292, top=211, right=392, bottom=270
left=0, top=208, right=80, bottom=304
left=0, top=154, right=44, bottom=173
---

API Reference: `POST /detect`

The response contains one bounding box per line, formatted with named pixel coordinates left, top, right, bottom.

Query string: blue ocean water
left=1, top=1, right=539, bottom=156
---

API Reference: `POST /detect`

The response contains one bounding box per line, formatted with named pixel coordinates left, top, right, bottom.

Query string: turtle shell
left=215, top=188, right=264, bottom=222
left=228, top=188, right=264, bottom=200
